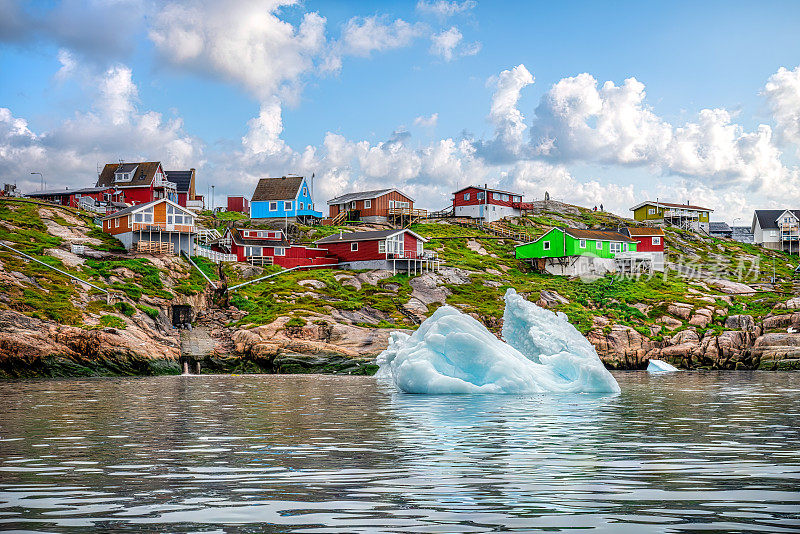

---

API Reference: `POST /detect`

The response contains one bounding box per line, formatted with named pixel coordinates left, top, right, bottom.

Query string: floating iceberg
left=377, top=288, right=620, bottom=394
left=646, top=359, right=680, bottom=373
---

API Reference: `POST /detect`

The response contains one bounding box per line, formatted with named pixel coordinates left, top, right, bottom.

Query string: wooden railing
left=135, top=241, right=174, bottom=254
left=248, top=255, right=274, bottom=266
left=132, top=222, right=195, bottom=233
left=387, top=208, right=428, bottom=218
left=330, top=210, right=348, bottom=225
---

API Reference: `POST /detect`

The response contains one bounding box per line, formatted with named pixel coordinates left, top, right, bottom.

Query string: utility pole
left=31, top=172, right=43, bottom=191
left=211, top=185, right=215, bottom=213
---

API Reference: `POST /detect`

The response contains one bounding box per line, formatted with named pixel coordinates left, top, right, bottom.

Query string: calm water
left=0, top=372, right=799, bottom=533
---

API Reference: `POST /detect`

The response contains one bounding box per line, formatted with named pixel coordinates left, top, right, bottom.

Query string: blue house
left=249, top=175, right=323, bottom=224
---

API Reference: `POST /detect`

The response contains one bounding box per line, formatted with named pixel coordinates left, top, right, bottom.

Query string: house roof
left=226, top=227, right=289, bottom=247
left=624, top=227, right=665, bottom=237
left=26, top=186, right=115, bottom=197
left=96, top=162, right=162, bottom=188
left=313, top=228, right=427, bottom=244
left=752, top=209, right=794, bottom=230
left=100, top=198, right=190, bottom=220
left=629, top=200, right=713, bottom=212
left=251, top=176, right=305, bottom=202
left=709, top=222, right=733, bottom=233
left=452, top=185, right=522, bottom=197
left=564, top=228, right=636, bottom=243
left=164, top=170, right=194, bottom=193
left=327, top=188, right=413, bottom=205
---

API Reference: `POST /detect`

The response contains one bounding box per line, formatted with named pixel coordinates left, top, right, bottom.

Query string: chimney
left=339, top=230, right=343, bottom=238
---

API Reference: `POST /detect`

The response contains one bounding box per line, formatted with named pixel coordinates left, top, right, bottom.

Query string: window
left=610, top=242, right=622, bottom=254
left=115, top=217, right=119, bottom=228
left=351, top=242, right=358, bottom=251
left=477, top=192, right=485, bottom=200
left=378, top=241, right=386, bottom=254
left=133, top=206, right=154, bottom=224
left=579, top=239, right=586, bottom=248
left=166, top=204, right=192, bottom=226
left=464, top=193, right=470, bottom=200
left=652, top=236, right=661, bottom=245
left=269, top=201, right=278, bottom=211
left=284, top=201, right=292, bottom=210
left=273, top=247, right=285, bottom=256
left=596, top=241, right=602, bottom=250
left=303, top=186, right=308, bottom=196
left=543, top=241, right=551, bottom=251
left=389, top=200, right=395, bottom=208
left=417, top=240, right=423, bottom=255
left=299, top=202, right=304, bottom=210
left=364, top=199, right=371, bottom=209
left=648, top=208, right=655, bottom=215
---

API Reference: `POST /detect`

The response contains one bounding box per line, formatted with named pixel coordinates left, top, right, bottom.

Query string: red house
left=96, top=161, right=183, bottom=206
left=452, top=185, right=525, bottom=222
left=211, top=227, right=337, bottom=268
left=622, top=227, right=665, bottom=252
left=314, top=229, right=435, bottom=273
left=227, top=195, right=250, bottom=214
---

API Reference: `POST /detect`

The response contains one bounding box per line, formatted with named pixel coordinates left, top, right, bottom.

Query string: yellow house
left=630, top=200, right=712, bottom=232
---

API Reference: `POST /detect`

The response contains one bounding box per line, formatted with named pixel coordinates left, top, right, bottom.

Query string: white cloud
left=488, top=64, right=534, bottom=155
left=341, top=16, right=425, bottom=57
left=763, top=65, right=800, bottom=154
left=416, top=0, right=476, bottom=18
left=149, top=0, right=327, bottom=102
left=242, top=97, right=289, bottom=157
left=429, top=26, right=480, bottom=61
left=55, top=48, right=77, bottom=81
left=414, top=113, right=439, bottom=128
left=0, top=63, right=202, bottom=194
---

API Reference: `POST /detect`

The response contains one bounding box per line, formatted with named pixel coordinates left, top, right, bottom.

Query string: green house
left=630, top=200, right=712, bottom=232
left=515, top=227, right=637, bottom=261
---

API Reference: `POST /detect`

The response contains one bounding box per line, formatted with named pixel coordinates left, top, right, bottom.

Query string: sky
left=2, top=0, right=800, bottom=223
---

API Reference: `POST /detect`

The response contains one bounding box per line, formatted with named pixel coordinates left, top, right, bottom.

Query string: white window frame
left=543, top=241, right=551, bottom=251
left=596, top=241, right=602, bottom=250
left=284, top=201, right=293, bottom=210
left=364, top=199, right=371, bottom=209
left=378, top=241, right=386, bottom=254
left=269, top=201, right=278, bottom=211
left=273, top=247, right=286, bottom=256
left=652, top=236, right=661, bottom=245
left=464, top=193, right=470, bottom=201
left=115, top=217, right=119, bottom=228
left=579, top=239, right=586, bottom=248
left=299, top=202, right=304, bottom=211
left=648, top=208, right=655, bottom=215
left=351, top=242, right=358, bottom=252
left=389, top=200, right=395, bottom=208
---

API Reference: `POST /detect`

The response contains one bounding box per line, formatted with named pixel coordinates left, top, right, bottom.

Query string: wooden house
left=452, top=185, right=525, bottom=222
left=210, top=227, right=337, bottom=268
left=752, top=209, right=800, bottom=253
left=250, top=176, right=321, bottom=224
left=164, top=168, right=200, bottom=209
left=326, top=188, right=418, bottom=224
left=314, top=229, right=436, bottom=273
left=630, top=200, right=712, bottom=232
left=96, top=161, right=179, bottom=206
left=227, top=195, right=250, bottom=214
left=101, top=198, right=195, bottom=255
left=515, top=227, right=639, bottom=276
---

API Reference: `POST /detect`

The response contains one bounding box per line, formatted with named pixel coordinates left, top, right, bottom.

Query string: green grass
left=137, top=304, right=161, bottom=320
left=99, top=315, right=127, bottom=329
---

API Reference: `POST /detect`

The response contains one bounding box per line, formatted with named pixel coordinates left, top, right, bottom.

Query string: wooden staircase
left=330, top=210, right=348, bottom=225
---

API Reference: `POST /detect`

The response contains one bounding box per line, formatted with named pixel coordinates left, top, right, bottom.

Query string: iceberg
left=377, top=288, right=620, bottom=394
left=646, top=359, right=680, bottom=373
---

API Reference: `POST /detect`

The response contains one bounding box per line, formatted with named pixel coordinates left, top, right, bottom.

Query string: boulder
left=708, top=278, right=756, bottom=294
left=536, top=290, right=569, bottom=308
left=667, top=303, right=693, bottom=319
left=784, top=297, right=800, bottom=309
left=725, top=314, right=755, bottom=331
left=410, top=273, right=450, bottom=306
left=466, top=240, right=488, bottom=256
left=588, top=324, right=656, bottom=369
left=658, top=315, right=683, bottom=330
left=299, top=279, right=325, bottom=289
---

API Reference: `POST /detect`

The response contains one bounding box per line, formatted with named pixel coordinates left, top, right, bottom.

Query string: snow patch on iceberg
left=647, top=359, right=680, bottom=373
left=377, top=288, right=620, bottom=394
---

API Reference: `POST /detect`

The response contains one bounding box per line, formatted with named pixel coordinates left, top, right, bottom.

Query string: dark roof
left=314, top=229, right=404, bottom=244
left=26, top=186, right=115, bottom=197
left=327, top=188, right=412, bottom=205
left=251, top=176, right=304, bottom=202
left=229, top=227, right=289, bottom=247
left=631, top=200, right=713, bottom=212
left=564, top=228, right=636, bottom=243
left=709, top=222, right=733, bottom=233
left=96, top=162, right=162, bottom=188
left=452, top=185, right=521, bottom=197
left=625, top=227, right=665, bottom=237
left=164, top=170, right=194, bottom=193
left=752, top=209, right=791, bottom=230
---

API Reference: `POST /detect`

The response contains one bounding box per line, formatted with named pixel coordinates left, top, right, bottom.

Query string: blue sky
left=2, top=0, right=800, bottom=220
